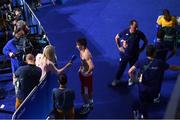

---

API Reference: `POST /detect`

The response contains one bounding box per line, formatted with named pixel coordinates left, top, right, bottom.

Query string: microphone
left=69, top=55, right=77, bottom=63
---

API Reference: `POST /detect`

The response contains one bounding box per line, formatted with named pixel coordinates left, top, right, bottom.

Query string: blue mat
left=1, top=0, right=180, bottom=119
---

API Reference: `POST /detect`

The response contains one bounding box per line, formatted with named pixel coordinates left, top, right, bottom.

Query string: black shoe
left=89, top=102, right=93, bottom=110
left=79, top=105, right=90, bottom=115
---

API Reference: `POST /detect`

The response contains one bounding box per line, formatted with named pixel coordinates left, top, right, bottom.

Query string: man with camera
left=3, top=20, right=33, bottom=86
left=128, top=45, right=180, bottom=118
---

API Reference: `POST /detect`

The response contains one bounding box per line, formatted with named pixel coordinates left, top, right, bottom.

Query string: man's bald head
left=26, top=54, right=35, bottom=64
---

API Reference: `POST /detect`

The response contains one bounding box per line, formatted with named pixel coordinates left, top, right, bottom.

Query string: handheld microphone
left=69, top=55, right=77, bottom=63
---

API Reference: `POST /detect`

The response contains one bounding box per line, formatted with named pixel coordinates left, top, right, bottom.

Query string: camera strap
left=141, top=59, right=154, bottom=74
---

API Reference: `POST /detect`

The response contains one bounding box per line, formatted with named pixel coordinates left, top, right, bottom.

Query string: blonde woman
left=36, top=45, right=71, bottom=80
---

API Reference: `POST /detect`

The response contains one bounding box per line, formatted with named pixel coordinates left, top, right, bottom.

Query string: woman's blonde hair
left=42, top=45, right=57, bottom=63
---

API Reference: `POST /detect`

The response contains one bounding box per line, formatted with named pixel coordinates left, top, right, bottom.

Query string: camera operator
left=3, top=20, right=33, bottom=87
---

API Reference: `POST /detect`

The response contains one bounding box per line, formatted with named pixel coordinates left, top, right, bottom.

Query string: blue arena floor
left=1, top=0, right=180, bottom=119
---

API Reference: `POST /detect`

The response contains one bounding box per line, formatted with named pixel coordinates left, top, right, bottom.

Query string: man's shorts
left=79, top=72, right=93, bottom=95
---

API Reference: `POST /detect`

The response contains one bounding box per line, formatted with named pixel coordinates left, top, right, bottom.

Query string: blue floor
left=1, top=0, right=180, bottom=119
left=34, top=0, right=180, bottom=118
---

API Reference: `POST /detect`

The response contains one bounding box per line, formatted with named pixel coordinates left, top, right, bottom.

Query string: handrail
left=12, top=86, right=38, bottom=119
left=11, top=0, right=53, bottom=119
left=11, top=72, right=58, bottom=119
left=22, top=0, right=50, bottom=44
left=12, top=73, right=49, bottom=119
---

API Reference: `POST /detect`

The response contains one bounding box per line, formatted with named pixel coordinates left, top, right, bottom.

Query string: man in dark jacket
left=128, top=45, right=180, bottom=118
left=14, top=53, right=41, bottom=109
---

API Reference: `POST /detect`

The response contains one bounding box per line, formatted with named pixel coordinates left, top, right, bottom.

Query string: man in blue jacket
left=3, top=20, right=32, bottom=85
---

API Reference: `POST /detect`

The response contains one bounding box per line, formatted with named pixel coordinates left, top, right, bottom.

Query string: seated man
left=14, top=53, right=42, bottom=109
left=52, top=74, right=75, bottom=119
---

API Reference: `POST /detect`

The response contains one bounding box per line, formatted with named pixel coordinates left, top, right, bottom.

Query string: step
left=0, top=67, right=12, bottom=74
left=0, top=73, right=12, bottom=82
